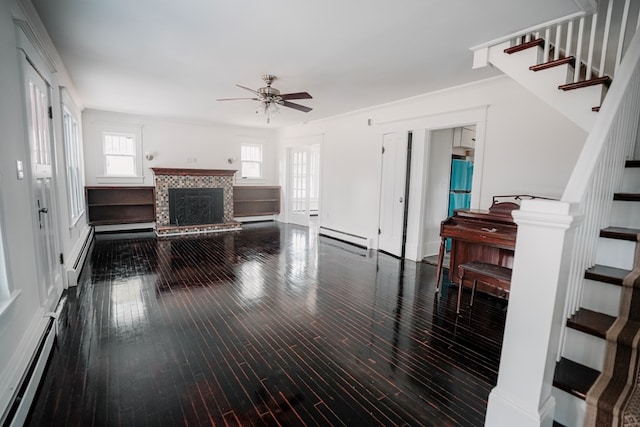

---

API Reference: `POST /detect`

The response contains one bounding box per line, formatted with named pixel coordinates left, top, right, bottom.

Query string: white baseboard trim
left=0, top=308, right=51, bottom=425
left=234, top=215, right=276, bottom=223
left=94, top=222, right=155, bottom=233
left=319, top=226, right=371, bottom=249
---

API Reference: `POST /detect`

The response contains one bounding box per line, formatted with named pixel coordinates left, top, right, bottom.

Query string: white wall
left=277, top=76, right=588, bottom=252
left=0, top=0, right=55, bottom=418
left=0, top=1, right=91, bottom=419
left=82, top=109, right=278, bottom=187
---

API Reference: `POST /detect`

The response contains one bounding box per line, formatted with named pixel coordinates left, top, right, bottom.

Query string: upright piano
left=436, top=207, right=518, bottom=292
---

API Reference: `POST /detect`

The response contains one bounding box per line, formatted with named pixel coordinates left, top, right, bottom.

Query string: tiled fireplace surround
left=151, top=168, right=241, bottom=236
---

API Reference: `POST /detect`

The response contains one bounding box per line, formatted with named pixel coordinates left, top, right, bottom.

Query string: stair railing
left=472, top=0, right=640, bottom=85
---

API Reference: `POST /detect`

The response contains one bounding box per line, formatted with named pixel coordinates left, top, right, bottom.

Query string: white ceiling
left=31, top=0, right=585, bottom=128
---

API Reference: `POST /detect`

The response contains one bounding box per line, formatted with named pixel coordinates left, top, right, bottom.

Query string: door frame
left=282, top=135, right=323, bottom=226
left=17, top=28, right=64, bottom=310
left=375, top=106, right=489, bottom=261
left=287, top=145, right=312, bottom=227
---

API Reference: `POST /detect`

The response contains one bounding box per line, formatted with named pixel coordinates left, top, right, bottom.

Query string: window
left=0, top=223, right=9, bottom=302
left=97, top=123, right=143, bottom=184
left=62, top=106, right=85, bottom=223
left=241, top=143, right=263, bottom=179
left=0, top=206, right=20, bottom=320
left=103, top=132, right=137, bottom=176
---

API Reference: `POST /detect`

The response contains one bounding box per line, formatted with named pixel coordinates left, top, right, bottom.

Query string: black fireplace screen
left=168, top=188, right=224, bottom=226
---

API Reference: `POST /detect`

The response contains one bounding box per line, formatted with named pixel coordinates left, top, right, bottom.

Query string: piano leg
left=435, top=238, right=446, bottom=293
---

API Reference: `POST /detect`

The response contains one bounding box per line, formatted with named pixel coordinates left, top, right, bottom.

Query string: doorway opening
left=421, top=125, right=476, bottom=265
left=286, top=139, right=322, bottom=229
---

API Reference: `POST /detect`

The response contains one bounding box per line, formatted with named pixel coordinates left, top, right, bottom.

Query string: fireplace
left=151, top=168, right=240, bottom=236
left=169, top=188, right=224, bottom=226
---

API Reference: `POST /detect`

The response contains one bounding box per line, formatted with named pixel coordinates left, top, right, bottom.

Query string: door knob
left=399, top=197, right=403, bottom=203
left=39, top=207, right=48, bottom=213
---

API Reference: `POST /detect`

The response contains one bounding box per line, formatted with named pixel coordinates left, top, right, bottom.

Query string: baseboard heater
left=1, top=316, right=56, bottom=427
left=319, top=226, right=371, bottom=249
left=66, top=227, right=94, bottom=287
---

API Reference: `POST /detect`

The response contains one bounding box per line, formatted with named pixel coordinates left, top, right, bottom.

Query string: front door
left=288, top=146, right=311, bottom=227
left=23, top=59, right=63, bottom=310
left=378, top=132, right=409, bottom=258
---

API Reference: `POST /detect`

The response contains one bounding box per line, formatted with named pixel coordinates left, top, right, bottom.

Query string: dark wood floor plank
left=26, top=222, right=507, bottom=426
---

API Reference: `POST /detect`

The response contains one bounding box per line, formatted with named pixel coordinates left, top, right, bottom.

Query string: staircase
left=472, top=1, right=640, bottom=426
left=552, top=162, right=640, bottom=426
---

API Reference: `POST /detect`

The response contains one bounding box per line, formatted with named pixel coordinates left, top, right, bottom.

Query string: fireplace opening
left=169, top=188, right=224, bottom=226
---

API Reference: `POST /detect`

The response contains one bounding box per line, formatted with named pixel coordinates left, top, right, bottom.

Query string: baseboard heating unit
left=1, top=316, right=56, bottom=427
left=319, top=226, right=371, bottom=249
left=66, top=226, right=94, bottom=287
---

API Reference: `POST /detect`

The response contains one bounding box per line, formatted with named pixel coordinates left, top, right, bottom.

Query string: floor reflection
left=239, top=260, right=265, bottom=302
left=28, top=222, right=506, bottom=427
left=110, top=277, right=147, bottom=332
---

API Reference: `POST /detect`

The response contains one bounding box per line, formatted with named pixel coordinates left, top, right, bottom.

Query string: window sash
left=62, top=107, right=85, bottom=222
left=240, top=143, right=263, bottom=178
left=102, top=132, right=137, bottom=177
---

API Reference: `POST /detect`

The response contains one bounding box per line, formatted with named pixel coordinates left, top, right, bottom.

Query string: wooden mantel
left=150, top=168, right=237, bottom=177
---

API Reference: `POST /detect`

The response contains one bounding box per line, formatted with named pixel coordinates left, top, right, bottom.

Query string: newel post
left=485, top=199, right=580, bottom=427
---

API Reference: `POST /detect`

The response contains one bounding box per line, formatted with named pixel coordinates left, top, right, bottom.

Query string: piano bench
left=457, top=261, right=512, bottom=314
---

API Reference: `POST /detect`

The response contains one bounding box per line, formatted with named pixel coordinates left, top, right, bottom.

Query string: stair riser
left=596, top=238, right=636, bottom=270
left=552, top=387, right=586, bottom=427
left=563, top=327, right=605, bottom=372
left=621, top=167, right=640, bottom=193
left=610, top=201, right=640, bottom=229
left=581, top=278, right=622, bottom=318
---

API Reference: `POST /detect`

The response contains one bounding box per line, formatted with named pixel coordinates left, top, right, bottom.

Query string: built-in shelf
left=86, top=186, right=155, bottom=225
left=233, top=186, right=281, bottom=217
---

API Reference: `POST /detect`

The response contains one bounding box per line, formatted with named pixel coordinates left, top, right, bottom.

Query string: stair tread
left=558, top=76, right=612, bottom=91
left=567, top=308, right=615, bottom=338
left=530, top=56, right=575, bottom=71
left=600, top=226, right=640, bottom=241
left=585, top=264, right=630, bottom=285
left=504, top=38, right=544, bottom=54
left=554, top=357, right=600, bottom=399
left=626, top=160, right=640, bottom=168
left=614, top=193, right=640, bottom=201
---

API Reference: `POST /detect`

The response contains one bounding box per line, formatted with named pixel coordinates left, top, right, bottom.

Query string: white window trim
left=0, top=191, right=19, bottom=320
left=61, top=96, right=86, bottom=226
left=96, top=123, right=144, bottom=184
left=239, top=138, right=265, bottom=182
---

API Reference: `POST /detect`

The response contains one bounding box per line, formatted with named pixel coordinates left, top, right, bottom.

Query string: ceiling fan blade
left=236, top=84, right=260, bottom=95
left=279, top=92, right=312, bottom=100
left=216, top=97, right=259, bottom=101
left=282, top=101, right=312, bottom=112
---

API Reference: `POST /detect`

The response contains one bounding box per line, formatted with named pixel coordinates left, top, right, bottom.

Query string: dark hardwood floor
left=26, top=222, right=507, bottom=426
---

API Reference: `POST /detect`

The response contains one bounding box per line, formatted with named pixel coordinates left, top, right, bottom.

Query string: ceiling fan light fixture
left=219, top=74, right=313, bottom=123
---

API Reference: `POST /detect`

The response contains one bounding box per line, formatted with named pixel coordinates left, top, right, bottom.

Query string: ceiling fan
left=217, top=74, right=312, bottom=122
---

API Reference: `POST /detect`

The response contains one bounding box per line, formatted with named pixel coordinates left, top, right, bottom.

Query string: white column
left=485, top=199, right=580, bottom=427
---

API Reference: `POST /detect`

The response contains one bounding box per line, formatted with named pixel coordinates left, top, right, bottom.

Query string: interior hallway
left=26, top=222, right=507, bottom=426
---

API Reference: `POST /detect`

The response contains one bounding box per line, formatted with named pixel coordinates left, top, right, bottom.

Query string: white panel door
left=379, top=133, right=408, bottom=257
left=288, top=146, right=311, bottom=227
left=24, top=60, right=63, bottom=310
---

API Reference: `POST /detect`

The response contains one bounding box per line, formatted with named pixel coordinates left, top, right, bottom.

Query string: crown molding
left=13, top=0, right=83, bottom=109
